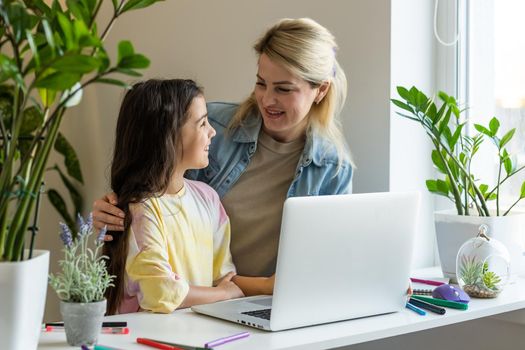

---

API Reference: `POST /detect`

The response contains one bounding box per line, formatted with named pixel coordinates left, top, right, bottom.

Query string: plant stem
left=89, top=0, right=104, bottom=29
left=431, top=129, right=490, bottom=215
left=486, top=164, right=525, bottom=198
left=496, top=156, right=503, bottom=216
left=99, top=1, right=126, bottom=44
left=6, top=108, right=65, bottom=260
left=502, top=197, right=523, bottom=216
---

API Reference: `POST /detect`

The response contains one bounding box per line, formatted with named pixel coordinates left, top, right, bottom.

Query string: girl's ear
left=315, top=81, right=331, bottom=104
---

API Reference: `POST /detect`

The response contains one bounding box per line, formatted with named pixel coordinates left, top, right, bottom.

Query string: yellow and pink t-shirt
left=119, top=179, right=235, bottom=314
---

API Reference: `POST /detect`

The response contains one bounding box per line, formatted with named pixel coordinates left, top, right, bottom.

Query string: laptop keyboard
left=242, top=308, right=272, bottom=320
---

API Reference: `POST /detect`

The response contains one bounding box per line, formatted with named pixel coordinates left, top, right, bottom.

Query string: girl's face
left=179, top=95, right=216, bottom=170
left=254, top=54, right=327, bottom=143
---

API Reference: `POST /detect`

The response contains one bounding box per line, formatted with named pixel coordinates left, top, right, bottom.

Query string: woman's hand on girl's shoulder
left=92, top=192, right=126, bottom=238
left=93, top=192, right=124, bottom=231
left=217, top=272, right=245, bottom=300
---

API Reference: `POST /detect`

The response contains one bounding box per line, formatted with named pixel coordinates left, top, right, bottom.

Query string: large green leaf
left=47, top=188, right=76, bottom=230
left=50, top=54, right=100, bottom=74
left=474, top=124, right=491, bottom=136
left=0, top=55, right=24, bottom=87
left=431, top=150, right=446, bottom=174
left=499, top=128, right=515, bottom=149
left=521, top=181, right=525, bottom=199
left=426, top=102, right=437, bottom=123
left=35, top=71, right=80, bottom=90
left=84, top=0, right=98, bottom=13
left=502, top=149, right=513, bottom=176
left=121, top=0, right=165, bottom=14
left=117, top=40, right=134, bottom=63
left=438, top=107, right=452, bottom=134
left=95, top=46, right=110, bottom=73
left=57, top=12, right=75, bottom=50
left=54, top=133, right=83, bottom=183
left=436, top=179, right=449, bottom=196
left=38, top=88, right=57, bottom=107
left=116, top=67, right=142, bottom=77
left=24, top=29, right=40, bottom=69
left=449, top=123, right=465, bottom=152
left=118, top=54, right=150, bottom=69
left=489, top=117, right=500, bottom=136
left=391, top=99, right=414, bottom=114
left=66, top=0, right=90, bottom=23
left=74, top=18, right=100, bottom=48
left=396, top=86, right=412, bottom=103
left=438, top=91, right=450, bottom=103
left=415, top=90, right=429, bottom=111
left=41, top=19, right=57, bottom=52
left=6, top=2, right=39, bottom=43
left=426, top=179, right=449, bottom=197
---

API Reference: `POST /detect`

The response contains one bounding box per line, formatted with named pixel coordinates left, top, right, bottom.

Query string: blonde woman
left=93, top=18, right=353, bottom=294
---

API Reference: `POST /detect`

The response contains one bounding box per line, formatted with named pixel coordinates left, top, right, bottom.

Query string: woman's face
left=254, top=54, right=323, bottom=143
left=179, top=95, right=216, bottom=170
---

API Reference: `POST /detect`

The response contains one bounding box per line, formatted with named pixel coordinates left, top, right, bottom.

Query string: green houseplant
left=392, top=86, right=525, bottom=280
left=49, top=214, right=114, bottom=346
left=0, top=1, right=163, bottom=349
left=392, top=86, right=525, bottom=216
left=0, top=0, right=163, bottom=262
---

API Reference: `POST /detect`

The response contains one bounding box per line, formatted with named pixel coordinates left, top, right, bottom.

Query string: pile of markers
left=406, top=278, right=470, bottom=316
left=43, top=321, right=129, bottom=334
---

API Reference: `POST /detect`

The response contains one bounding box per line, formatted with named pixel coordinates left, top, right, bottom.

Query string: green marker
left=411, top=295, right=469, bottom=310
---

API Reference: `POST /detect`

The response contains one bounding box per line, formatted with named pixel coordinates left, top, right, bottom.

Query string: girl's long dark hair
left=104, top=79, right=203, bottom=315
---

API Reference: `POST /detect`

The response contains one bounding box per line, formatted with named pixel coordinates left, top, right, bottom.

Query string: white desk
left=38, top=268, right=525, bottom=350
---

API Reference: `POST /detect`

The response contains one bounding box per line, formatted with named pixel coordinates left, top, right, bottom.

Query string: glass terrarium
left=456, top=224, right=510, bottom=298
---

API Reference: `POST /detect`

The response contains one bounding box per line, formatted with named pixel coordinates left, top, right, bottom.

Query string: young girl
left=104, top=79, right=273, bottom=315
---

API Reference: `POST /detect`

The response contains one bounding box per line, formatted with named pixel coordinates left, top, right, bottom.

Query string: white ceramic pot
left=435, top=210, right=525, bottom=282
left=0, top=250, right=49, bottom=350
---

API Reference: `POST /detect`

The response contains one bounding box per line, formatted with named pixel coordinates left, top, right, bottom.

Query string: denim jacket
left=185, top=102, right=353, bottom=198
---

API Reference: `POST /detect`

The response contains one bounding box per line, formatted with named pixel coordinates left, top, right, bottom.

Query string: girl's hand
left=217, top=272, right=244, bottom=300
left=406, top=281, right=413, bottom=299
left=265, top=274, right=276, bottom=295
left=92, top=192, right=125, bottom=237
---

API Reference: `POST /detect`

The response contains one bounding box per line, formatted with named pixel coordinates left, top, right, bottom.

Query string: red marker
left=137, top=338, right=184, bottom=350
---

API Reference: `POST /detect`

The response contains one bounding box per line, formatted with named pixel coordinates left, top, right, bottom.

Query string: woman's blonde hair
left=231, top=18, right=350, bottom=165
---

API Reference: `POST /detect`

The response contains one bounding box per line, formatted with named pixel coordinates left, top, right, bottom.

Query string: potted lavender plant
left=49, top=214, right=114, bottom=346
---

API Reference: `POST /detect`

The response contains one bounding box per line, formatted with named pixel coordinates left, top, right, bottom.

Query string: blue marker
left=406, top=302, right=426, bottom=315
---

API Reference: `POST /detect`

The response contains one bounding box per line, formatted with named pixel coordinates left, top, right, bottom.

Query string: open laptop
left=192, top=192, right=420, bottom=331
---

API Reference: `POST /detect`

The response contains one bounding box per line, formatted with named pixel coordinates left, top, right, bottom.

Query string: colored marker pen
left=43, top=325, right=129, bottom=334
left=405, top=302, right=426, bottom=315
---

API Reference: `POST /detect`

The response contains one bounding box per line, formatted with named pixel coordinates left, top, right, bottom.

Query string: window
left=461, top=0, right=525, bottom=208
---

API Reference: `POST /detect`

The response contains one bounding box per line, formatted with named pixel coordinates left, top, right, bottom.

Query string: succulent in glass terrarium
left=456, top=225, right=510, bottom=298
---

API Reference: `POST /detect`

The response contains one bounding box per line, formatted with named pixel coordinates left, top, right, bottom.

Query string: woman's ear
left=315, top=81, right=331, bottom=104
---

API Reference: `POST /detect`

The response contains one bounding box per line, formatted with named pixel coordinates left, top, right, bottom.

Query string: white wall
left=38, top=0, right=436, bottom=322
left=390, top=0, right=436, bottom=267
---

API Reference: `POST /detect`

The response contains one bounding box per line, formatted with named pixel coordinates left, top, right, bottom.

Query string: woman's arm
left=231, top=275, right=275, bottom=296
left=180, top=272, right=244, bottom=308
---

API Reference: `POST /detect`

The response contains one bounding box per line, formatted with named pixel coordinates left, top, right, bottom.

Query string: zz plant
left=0, top=0, right=164, bottom=262
left=392, top=86, right=525, bottom=216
